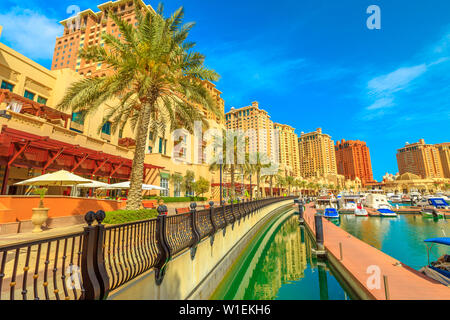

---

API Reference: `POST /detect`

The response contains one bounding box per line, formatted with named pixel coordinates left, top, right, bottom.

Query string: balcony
left=0, top=89, right=70, bottom=128
left=118, top=137, right=136, bottom=148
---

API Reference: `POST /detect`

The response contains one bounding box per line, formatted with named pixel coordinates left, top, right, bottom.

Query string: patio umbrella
left=76, top=180, right=111, bottom=189
left=15, top=170, right=91, bottom=186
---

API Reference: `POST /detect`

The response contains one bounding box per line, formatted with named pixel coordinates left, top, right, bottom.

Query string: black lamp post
left=219, top=163, right=223, bottom=205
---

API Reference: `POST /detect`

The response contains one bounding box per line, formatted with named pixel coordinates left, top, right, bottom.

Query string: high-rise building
left=335, top=139, right=374, bottom=186
left=436, top=143, right=450, bottom=178
left=396, top=139, right=444, bottom=178
left=225, top=102, right=276, bottom=162
left=298, top=128, right=337, bottom=178
left=273, top=123, right=300, bottom=177
left=52, top=0, right=154, bottom=77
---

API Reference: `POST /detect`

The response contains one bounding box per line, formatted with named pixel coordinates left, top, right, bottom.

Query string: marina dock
left=303, top=204, right=450, bottom=300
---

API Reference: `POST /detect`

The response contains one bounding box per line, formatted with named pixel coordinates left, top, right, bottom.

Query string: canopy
left=15, top=170, right=91, bottom=186
left=424, top=238, right=450, bottom=246
left=428, top=198, right=449, bottom=207
left=378, top=208, right=395, bottom=214
left=103, top=181, right=167, bottom=191
left=76, top=180, right=111, bottom=189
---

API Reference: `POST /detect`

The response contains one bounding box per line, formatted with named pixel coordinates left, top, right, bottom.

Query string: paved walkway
left=304, top=204, right=450, bottom=300
left=0, top=224, right=85, bottom=247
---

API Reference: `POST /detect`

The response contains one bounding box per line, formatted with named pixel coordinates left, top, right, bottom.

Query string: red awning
left=0, top=125, right=163, bottom=179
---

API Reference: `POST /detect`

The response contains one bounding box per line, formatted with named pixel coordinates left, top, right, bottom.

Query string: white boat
left=377, top=206, right=398, bottom=217
left=389, top=194, right=403, bottom=203
left=354, top=203, right=368, bottom=216
left=365, top=194, right=392, bottom=210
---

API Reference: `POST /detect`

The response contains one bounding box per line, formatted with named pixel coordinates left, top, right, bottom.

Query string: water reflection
left=214, top=213, right=351, bottom=300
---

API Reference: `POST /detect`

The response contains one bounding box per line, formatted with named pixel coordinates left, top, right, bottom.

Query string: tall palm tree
left=276, top=174, right=286, bottom=196
left=285, top=176, right=295, bottom=195
left=243, top=158, right=255, bottom=199
left=247, top=152, right=271, bottom=198
left=58, top=2, right=222, bottom=210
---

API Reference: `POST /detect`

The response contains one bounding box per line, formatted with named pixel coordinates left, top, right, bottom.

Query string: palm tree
left=243, top=159, right=255, bottom=199
left=285, top=176, right=295, bottom=195
left=209, top=129, right=246, bottom=200
left=58, top=2, right=221, bottom=210
left=170, top=173, right=183, bottom=197
left=182, top=170, right=195, bottom=197
left=275, top=174, right=285, bottom=196
left=247, top=152, right=271, bottom=198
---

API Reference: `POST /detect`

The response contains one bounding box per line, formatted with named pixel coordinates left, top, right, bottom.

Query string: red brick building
left=335, top=139, right=374, bottom=186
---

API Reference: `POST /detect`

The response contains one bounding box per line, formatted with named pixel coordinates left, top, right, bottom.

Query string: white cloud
left=366, top=97, right=394, bottom=110
left=367, top=64, right=427, bottom=95
left=0, top=7, right=62, bottom=60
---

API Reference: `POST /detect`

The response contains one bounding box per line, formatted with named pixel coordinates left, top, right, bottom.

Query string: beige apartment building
left=273, top=123, right=300, bottom=177
left=298, top=128, right=337, bottom=179
left=52, top=0, right=154, bottom=78
left=225, top=101, right=276, bottom=163
left=437, top=143, right=450, bottom=178
left=396, top=139, right=445, bottom=179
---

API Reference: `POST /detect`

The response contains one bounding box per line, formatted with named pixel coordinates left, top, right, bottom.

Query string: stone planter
left=31, top=207, right=49, bottom=233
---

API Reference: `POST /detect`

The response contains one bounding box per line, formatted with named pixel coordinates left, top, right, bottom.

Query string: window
left=37, top=96, right=47, bottom=105
left=101, top=121, right=111, bottom=135
left=160, top=178, right=169, bottom=197
left=71, top=111, right=84, bottom=125
left=1, top=81, right=14, bottom=92
left=159, top=138, right=163, bottom=154
left=24, top=90, right=35, bottom=100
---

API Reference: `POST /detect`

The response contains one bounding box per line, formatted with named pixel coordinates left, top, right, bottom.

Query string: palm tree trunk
left=256, top=170, right=261, bottom=199
left=230, top=164, right=235, bottom=200
left=126, top=101, right=153, bottom=210
left=269, top=176, right=273, bottom=196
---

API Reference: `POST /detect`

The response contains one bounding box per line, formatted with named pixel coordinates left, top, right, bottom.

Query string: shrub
left=103, top=209, right=158, bottom=225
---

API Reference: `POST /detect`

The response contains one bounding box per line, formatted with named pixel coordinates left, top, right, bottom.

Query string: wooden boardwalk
left=303, top=204, right=450, bottom=300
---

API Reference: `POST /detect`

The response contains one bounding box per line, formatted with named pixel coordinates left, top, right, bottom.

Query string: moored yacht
left=354, top=202, right=368, bottom=216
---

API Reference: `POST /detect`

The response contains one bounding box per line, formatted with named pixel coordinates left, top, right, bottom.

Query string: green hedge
left=103, top=209, right=158, bottom=225
left=142, top=196, right=207, bottom=203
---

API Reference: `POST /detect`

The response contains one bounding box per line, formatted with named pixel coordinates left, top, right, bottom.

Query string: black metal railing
left=0, top=196, right=295, bottom=300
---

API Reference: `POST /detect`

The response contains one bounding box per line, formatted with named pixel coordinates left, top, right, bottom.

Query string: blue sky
left=1, top=0, right=449, bottom=180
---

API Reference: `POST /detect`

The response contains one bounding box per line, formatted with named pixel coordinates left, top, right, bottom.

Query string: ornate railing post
left=155, top=205, right=170, bottom=286
left=190, top=202, right=201, bottom=259
left=209, top=201, right=217, bottom=234
left=93, top=210, right=110, bottom=300
left=80, top=211, right=102, bottom=300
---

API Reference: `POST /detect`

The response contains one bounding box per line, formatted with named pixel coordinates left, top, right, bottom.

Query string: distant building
left=273, top=123, right=300, bottom=177
left=436, top=143, right=450, bottom=178
left=298, top=128, right=337, bottom=179
left=225, top=102, right=276, bottom=162
left=396, top=139, right=445, bottom=179
left=52, top=0, right=153, bottom=77
left=335, top=139, right=374, bottom=186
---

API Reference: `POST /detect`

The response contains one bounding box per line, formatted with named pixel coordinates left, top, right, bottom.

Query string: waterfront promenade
left=303, top=204, right=450, bottom=300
